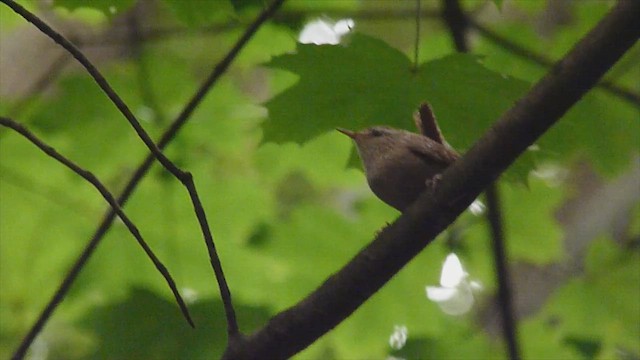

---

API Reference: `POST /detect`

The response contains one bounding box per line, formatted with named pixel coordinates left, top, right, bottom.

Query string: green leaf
left=518, top=318, right=582, bottom=359
left=264, top=34, right=414, bottom=143
left=500, top=179, right=563, bottom=264
left=536, top=237, right=640, bottom=356
left=263, top=33, right=534, bottom=182
left=79, top=287, right=270, bottom=359
left=539, top=91, right=640, bottom=176
left=390, top=328, right=500, bottom=360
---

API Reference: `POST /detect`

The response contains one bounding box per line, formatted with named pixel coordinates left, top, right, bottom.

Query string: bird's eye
left=370, top=128, right=384, bottom=137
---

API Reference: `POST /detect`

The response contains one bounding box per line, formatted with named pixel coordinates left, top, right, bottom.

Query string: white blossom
left=388, top=325, right=408, bottom=350
left=426, top=253, right=481, bottom=315
left=468, top=199, right=486, bottom=215
left=298, top=18, right=354, bottom=45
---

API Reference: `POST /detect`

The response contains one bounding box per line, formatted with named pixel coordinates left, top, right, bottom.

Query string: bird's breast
left=365, top=151, right=446, bottom=211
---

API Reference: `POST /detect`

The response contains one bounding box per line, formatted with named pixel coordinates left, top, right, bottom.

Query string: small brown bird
left=338, top=103, right=459, bottom=211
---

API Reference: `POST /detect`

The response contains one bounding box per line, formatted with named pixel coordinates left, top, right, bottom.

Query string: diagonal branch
left=442, top=0, right=469, bottom=52
left=3, top=0, right=214, bottom=337
left=0, top=117, right=194, bottom=347
left=223, top=1, right=640, bottom=358
left=413, top=0, right=422, bottom=71
left=140, top=0, right=286, bottom=341
left=5, top=0, right=286, bottom=358
left=1, top=0, right=180, bottom=177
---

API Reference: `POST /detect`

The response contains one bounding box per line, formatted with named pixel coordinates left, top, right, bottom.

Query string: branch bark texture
left=224, top=1, right=640, bottom=358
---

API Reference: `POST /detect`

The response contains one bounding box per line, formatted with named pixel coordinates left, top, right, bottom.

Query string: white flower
left=426, top=253, right=482, bottom=315
left=388, top=325, right=408, bottom=350
left=298, top=18, right=355, bottom=45
left=468, top=199, right=486, bottom=216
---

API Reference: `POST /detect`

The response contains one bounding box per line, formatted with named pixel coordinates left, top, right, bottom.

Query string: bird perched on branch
left=338, top=103, right=459, bottom=211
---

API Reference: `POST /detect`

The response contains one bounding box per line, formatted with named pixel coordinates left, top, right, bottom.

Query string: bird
left=338, top=103, right=459, bottom=211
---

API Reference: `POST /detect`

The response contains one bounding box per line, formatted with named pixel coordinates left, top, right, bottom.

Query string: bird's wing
left=407, top=137, right=460, bottom=167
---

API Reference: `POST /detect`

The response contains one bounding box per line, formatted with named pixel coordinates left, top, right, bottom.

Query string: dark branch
left=441, top=0, right=469, bottom=52
left=413, top=0, right=422, bottom=71
left=441, top=0, right=521, bottom=358
left=5, top=0, right=285, bottom=356
left=0, top=0, right=183, bottom=177
left=1, top=117, right=194, bottom=360
left=223, top=2, right=640, bottom=358
left=0, top=7, right=229, bottom=335
left=157, top=0, right=287, bottom=340
left=485, top=185, right=520, bottom=360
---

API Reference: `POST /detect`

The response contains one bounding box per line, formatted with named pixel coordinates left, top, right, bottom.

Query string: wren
left=338, top=103, right=459, bottom=211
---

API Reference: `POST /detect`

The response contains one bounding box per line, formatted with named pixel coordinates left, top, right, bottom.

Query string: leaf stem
left=413, top=0, right=422, bottom=71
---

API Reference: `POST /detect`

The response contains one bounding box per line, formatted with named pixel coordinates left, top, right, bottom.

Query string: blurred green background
left=0, top=0, right=638, bottom=359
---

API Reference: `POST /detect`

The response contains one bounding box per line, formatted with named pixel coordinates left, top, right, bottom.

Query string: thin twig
left=3, top=0, right=203, bottom=324
left=4, top=0, right=285, bottom=356
left=441, top=0, right=521, bottom=358
left=2, top=0, right=230, bottom=332
left=2, top=8, right=230, bottom=315
left=0, top=117, right=194, bottom=358
left=161, top=0, right=287, bottom=340
left=413, top=0, right=422, bottom=71
left=441, top=0, right=468, bottom=52
left=468, top=18, right=640, bottom=107
left=0, top=0, right=183, bottom=176
left=485, top=185, right=520, bottom=360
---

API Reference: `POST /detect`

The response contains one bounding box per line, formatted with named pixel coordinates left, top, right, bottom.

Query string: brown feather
left=413, top=102, right=445, bottom=144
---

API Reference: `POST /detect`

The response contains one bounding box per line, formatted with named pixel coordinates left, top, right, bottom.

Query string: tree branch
left=442, top=0, right=521, bottom=358
left=5, top=0, right=285, bottom=357
left=485, top=185, right=520, bottom=360
left=223, top=1, right=640, bottom=358
left=442, top=0, right=469, bottom=52
left=3, top=0, right=225, bottom=309
left=144, top=0, right=287, bottom=341
left=0, top=117, right=194, bottom=357
left=413, top=0, right=422, bottom=71
left=1, top=0, right=182, bottom=174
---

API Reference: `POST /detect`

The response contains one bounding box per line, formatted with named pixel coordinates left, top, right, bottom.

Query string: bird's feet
left=425, top=174, right=442, bottom=194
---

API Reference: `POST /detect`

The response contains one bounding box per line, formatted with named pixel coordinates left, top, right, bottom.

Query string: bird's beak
left=337, top=128, right=356, bottom=139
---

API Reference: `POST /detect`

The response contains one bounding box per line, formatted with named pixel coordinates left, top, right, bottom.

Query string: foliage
left=0, top=0, right=638, bottom=359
